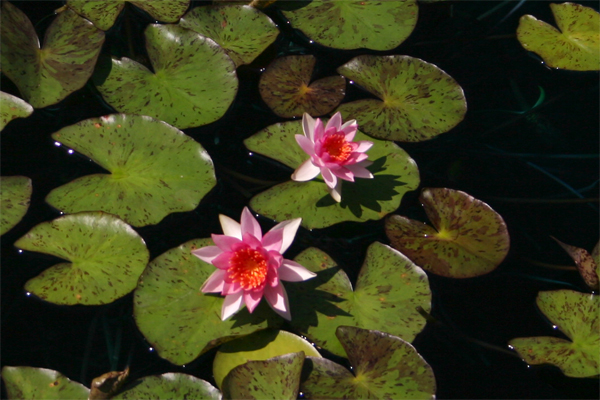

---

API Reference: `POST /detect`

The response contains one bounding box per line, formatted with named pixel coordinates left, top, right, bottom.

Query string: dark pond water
left=2, top=1, right=599, bottom=399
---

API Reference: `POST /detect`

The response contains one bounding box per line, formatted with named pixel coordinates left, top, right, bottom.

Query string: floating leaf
left=258, top=55, right=345, bottom=118
left=89, top=368, right=129, bottom=400
left=336, top=55, right=467, bottom=141
left=14, top=212, right=148, bottom=305
left=2, top=367, right=89, bottom=400
left=509, top=290, right=599, bottom=378
left=517, top=3, right=600, bottom=71
left=0, top=92, right=33, bottom=131
left=113, top=373, right=221, bottom=400
left=386, top=188, right=510, bottom=278
left=1, top=176, right=32, bottom=236
left=46, top=114, right=216, bottom=227
left=95, top=24, right=237, bottom=129
left=553, top=237, right=599, bottom=290
left=0, top=2, right=104, bottom=108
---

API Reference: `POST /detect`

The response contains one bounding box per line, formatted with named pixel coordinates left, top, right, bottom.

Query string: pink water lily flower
left=291, top=112, right=374, bottom=202
left=192, top=207, right=316, bottom=321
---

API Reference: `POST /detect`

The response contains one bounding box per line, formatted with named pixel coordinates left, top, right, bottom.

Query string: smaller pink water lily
left=192, top=207, right=316, bottom=321
left=291, top=112, right=374, bottom=202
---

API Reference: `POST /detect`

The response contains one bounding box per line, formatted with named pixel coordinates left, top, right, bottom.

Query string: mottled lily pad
left=179, top=5, right=279, bottom=67
left=46, top=114, right=216, bottom=227
left=2, top=366, right=89, bottom=400
left=95, top=24, right=237, bottom=129
left=1, top=176, right=32, bottom=236
left=282, top=0, right=418, bottom=50
left=245, top=120, right=419, bottom=229
left=509, top=289, right=599, bottom=378
left=113, top=373, right=221, bottom=400
left=0, top=92, right=33, bottom=131
left=14, top=212, right=148, bottom=305
left=336, top=55, right=467, bottom=141
left=259, top=55, right=345, bottom=118
left=0, top=2, right=104, bottom=109
left=134, top=239, right=281, bottom=366
left=386, top=188, right=510, bottom=278
left=553, top=237, right=599, bottom=290
left=517, top=3, right=600, bottom=71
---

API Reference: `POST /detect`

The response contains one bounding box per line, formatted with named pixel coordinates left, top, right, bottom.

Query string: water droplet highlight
left=68, top=149, right=74, bottom=154
left=54, top=142, right=61, bottom=147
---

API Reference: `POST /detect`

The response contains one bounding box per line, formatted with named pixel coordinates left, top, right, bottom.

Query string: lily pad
left=0, top=92, right=33, bottom=131
left=2, top=366, right=89, bottom=400
left=245, top=120, right=419, bottom=229
left=15, top=212, right=148, bottom=305
left=113, top=373, right=221, bottom=400
left=89, top=368, right=129, bottom=400
left=553, top=237, right=599, bottom=290
left=336, top=55, right=467, bottom=141
left=133, top=239, right=281, bottom=366
left=287, top=242, right=430, bottom=357
left=1, top=176, right=32, bottom=236
left=517, top=3, right=600, bottom=71
left=259, top=55, right=346, bottom=118
left=282, top=0, right=418, bottom=50
left=95, top=24, right=237, bottom=129
left=0, top=2, right=104, bottom=108
left=46, top=114, right=216, bottom=227
left=509, top=289, right=599, bottom=378
left=386, top=188, right=510, bottom=278
left=179, top=5, right=279, bottom=67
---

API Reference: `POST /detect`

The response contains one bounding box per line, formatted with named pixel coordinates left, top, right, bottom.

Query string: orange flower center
left=228, top=248, right=268, bottom=290
left=322, top=133, right=352, bottom=163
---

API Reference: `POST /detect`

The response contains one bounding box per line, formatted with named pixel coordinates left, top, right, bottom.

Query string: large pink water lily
left=192, top=207, right=316, bottom=321
left=292, top=112, right=374, bottom=202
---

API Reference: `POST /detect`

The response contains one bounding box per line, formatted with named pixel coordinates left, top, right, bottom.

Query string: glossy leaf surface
left=2, top=366, right=89, bottom=400
left=113, top=373, right=221, bottom=400
left=1, top=176, right=32, bottom=236
left=0, top=92, right=33, bottom=131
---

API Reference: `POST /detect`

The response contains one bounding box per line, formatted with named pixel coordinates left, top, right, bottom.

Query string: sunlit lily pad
left=287, top=242, right=430, bottom=357
left=386, top=188, right=510, bottom=278
left=113, top=373, right=221, bottom=400
left=0, top=2, right=104, bottom=109
left=179, top=5, right=279, bottom=67
left=0, top=92, right=33, bottom=131
left=259, top=55, right=345, bottom=118
left=133, top=239, right=281, bottom=366
left=282, top=0, right=418, bottom=50
left=2, top=366, right=89, bottom=400
left=14, top=212, right=148, bottom=305
left=95, top=24, right=237, bottom=129
left=509, top=289, right=599, bottom=378
left=89, top=368, right=129, bottom=400
left=46, top=114, right=216, bottom=227
left=517, top=3, right=600, bottom=71
left=1, top=176, right=32, bottom=236
left=553, top=237, right=599, bottom=290
left=245, top=120, right=419, bottom=229
left=336, top=55, right=467, bottom=141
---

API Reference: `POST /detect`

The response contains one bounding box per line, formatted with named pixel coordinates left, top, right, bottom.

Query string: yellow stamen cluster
left=323, top=133, right=352, bottom=163
left=228, top=248, right=268, bottom=290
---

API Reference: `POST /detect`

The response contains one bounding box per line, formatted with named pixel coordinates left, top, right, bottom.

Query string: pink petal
left=329, top=180, right=342, bottom=202
left=279, top=260, right=316, bottom=282
left=269, top=218, right=301, bottom=254
left=241, top=207, right=262, bottom=241
left=295, top=134, right=315, bottom=156
left=219, top=214, right=241, bottom=239
left=212, top=252, right=233, bottom=270
left=191, top=245, right=222, bottom=264
left=345, top=152, right=369, bottom=164
left=320, top=167, right=337, bottom=189
left=212, top=234, right=242, bottom=252
left=241, top=232, right=262, bottom=250
left=268, top=251, right=283, bottom=269
left=354, top=140, right=373, bottom=153
left=330, top=166, right=355, bottom=182
left=222, top=280, right=242, bottom=295
left=292, top=159, right=321, bottom=182
left=340, top=120, right=358, bottom=141
left=264, top=283, right=291, bottom=321
left=221, top=291, right=244, bottom=321
left=302, top=113, right=316, bottom=142
left=244, top=290, right=264, bottom=313
left=313, top=118, right=325, bottom=141
left=345, top=163, right=374, bottom=179
left=261, top=227, right=284, bottom=252
left=200, top=269, right=227, bottom=293
left=325, top=112, right=342, bottom=132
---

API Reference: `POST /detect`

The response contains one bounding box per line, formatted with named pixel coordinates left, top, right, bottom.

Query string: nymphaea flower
left=291, top=112, right=374, bottom=202
left=192, top=207, right=316, bottom=321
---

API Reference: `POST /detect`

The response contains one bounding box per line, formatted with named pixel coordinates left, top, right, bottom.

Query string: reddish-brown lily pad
left=552, top=237, right=599, bottom=290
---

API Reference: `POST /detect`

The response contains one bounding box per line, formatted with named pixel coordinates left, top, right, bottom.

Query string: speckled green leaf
left=134, top=239, right=281, bottom=365
left=95, top=24, right=237, bottom=129
left=553, top=237, right=599, bottom=290
left=259, top=55, right=345, bottom=118
left=2, top=366, right=89, bottom=400
left=179, top=5, right=279, bottom=67
left=113, top=373, right=221, bottom=400
left=46, top=114, right=216, bottom=227
left=509, top=290, right=599, bottom=378
left=245, top=120, right=419, bottom=229
left=282, top=0, right=418, bottom=50
left=517, top=3, right=599, bottom=71
left=14, top=212, right=148, bottom=305
left=386, top=188, right=510, bottom=278
left=287, top=243, right=431, bottom=357
left=336, top=55, right=467, bottom=142
left=222, top=352, right=304, bottom=400
left=1, top=176, right=32, bottom=236
left=0, top=3, right=104, bottom=108
left=0, top=92, right=33, bottom=132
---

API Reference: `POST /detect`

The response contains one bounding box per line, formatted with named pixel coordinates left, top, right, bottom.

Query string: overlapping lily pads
left=1, top=176, right=32, bottom=236
left=0, top=92, right=33, bottom=131
left=114, top=373, right=221, bottom=400
left=46, top=114, right=216, bottom=227
left=386, top=188, right=510, bottom=278
left=2, top=366, right=89, bottom=400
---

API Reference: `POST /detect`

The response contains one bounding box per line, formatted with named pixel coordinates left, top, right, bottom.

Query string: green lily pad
left=282, top=0, right=418, bottom=50
left=2, top=366, right=89, bottom=400
left=301, top=326, right=436, bottom=399
left=258, top=55, right=346, bottom=118
left=213, top=329, right=321, bottom=389
left=113, top=373, right=221, bottom=400
left=222, top=352, right=304, bottom=400
left=517, top=3, right=600, bottom=71
left=1, top=92, right=33, bottom=131
left=553, top=237, right=599, bottom=291
left=95, top=24, right=237, bottom=129
left=179, top=5, right=279, bottom=67
left=336, top=55, right=467, bottom=142
left=1, top=176, right=32, bottom=236
left=245, top=120, right=419, bottom=229
left=0, top=2, right=104, bottom=108
left=386, top=188, right=510, bottom=278
left=509, top=289, right=599, bottom=378
left=133, top=239, right=281, bottom=366
left=287, top=242, right=431, bottom=357
left=14, top=211, right=149, bottom=305
left=46, top=114, right=216, bottom=227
